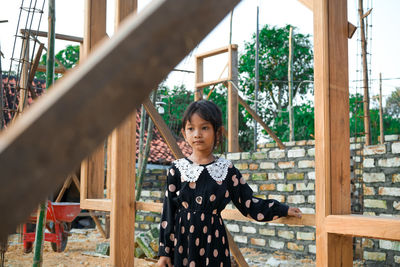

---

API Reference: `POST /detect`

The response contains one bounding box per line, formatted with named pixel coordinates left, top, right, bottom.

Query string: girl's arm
left=158, top=166, right=179, bottom=260
left=227, top=166, right=301, bottom=221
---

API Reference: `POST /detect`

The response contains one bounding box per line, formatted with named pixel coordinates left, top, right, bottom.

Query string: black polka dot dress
left=158, top=157, right=289, bottom=267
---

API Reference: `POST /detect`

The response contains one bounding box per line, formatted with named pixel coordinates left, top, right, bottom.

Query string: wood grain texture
left=0, top=0, right=239, bottom=239
left=109, top=2, right=137, bottom=265
left=143, top=98, right=184, bottom=160
left=228, top=45, right=239, bottom=152
left=326, top=215, right=400, bottom=241
left=313, top=0, right=353, bottom=265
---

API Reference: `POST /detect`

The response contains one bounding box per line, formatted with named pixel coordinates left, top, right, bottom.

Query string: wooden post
left=313, top=0, right=353, bottom=266
left=288, top=26, right=294, bottom=142
left=228, top=45, right=239, bottom=152
left=80, top=0, right=107, bottom=201
left=379, top=73, right=384, bottom=144
left=195, top=57, right=204, bottom=100
left=358, top=0, right=371, bottom=145
left=110, top=1, right=137, bottom=266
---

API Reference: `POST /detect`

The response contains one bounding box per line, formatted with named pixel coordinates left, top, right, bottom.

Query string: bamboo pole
left=33, top=1, right=55, bottom=266
left=379, top=73, right=384, bottom=144
left=358, top=0, right=371, bottom=145
left=288, top=26, right=294, bottom=141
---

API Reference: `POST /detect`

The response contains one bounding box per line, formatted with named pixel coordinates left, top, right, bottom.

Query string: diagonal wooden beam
left=0, top=0, right=240, bottom=239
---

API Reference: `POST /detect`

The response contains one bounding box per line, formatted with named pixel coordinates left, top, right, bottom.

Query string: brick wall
left=135, top=135, right=400, bottom=265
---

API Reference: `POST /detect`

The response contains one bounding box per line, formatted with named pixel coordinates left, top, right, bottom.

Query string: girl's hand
left=288, top=207, right=302, bottom=218
left=158, top=256, right=173, bottom=267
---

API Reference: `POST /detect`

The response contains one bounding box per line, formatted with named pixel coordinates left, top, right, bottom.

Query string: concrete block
left=259, top=228, right=275, bottom=236
left=393, top=174, right=400, bottom=183
left=241, top=152, right=251, bottom=160
left=288, top=195, right=305, bottom=204
left=242, top=226, right=257, bottom=234
left=278, top=230, right=294, bottom=239
left=308, top=245, right=316, bottom=254
left=277, top=184, right=294, bottom=192
left=252, top=173, right=267, bottom=181
left=268, top=172, right=284, bottom=180
left=298, top=160, right=315, bottom=168
left=364, top=199, right=387, bottom=209
left=378, top=157, right=400, bottom=167
left=297, top=232, right=315, bottom=241
left=226, top=224, right=240, bottom=232
left=249, top=163, right=259, bottom=170
left=260, top=162, right=275, bottom=169
left=288, top=149, right=306, bottom=158
left=269, top=240, right=284, bottom=249
left=379, top=240, right=400, bottom=251
left=363, top=251, right=386, bottom=261
left=385, top=135, right=399, bottom=141
left=308, top=172, right=315, bottom=180
left=363, top=172, right=385, bottom=183
left=307, top=195, right=315, bottom=204
left=392, top=142, right=400, bottom=154
left=363, top=158, right=375, bottom=168
left=363, top=185, right=375, bottom=195
left=287, top=173, right=304, bottom=180
left=252, top=152, right=268, bottom=160
left=287, top=242, right=304, bottom=251
left=259, top=184, right=276, bottom=191
left=227, top=152, right=241, bottom=160
left=233, top=235, right=247, bottom=244
left=364, top=145, right=386, bottom=155
left=296, top=183, right=314, bottom=191
left=278, top=161, right=295, bottom=169
left=250, top=238, right=266, bottom=246
left=236, top=163, right=248, bottom=170
left=378, top=187, right=400, bottom=196
left=269, top=150, right=285, bottom=159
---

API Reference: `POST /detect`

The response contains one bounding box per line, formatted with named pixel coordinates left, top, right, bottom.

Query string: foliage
left=271, top=101, right=315, bottom=142
left=238, top=24, right=314, bottom=128
left=386, top=87, right=400, bottom=119
left=35, top=45, right=80, bottom=80
left=349, top=93, right=399, bottom=143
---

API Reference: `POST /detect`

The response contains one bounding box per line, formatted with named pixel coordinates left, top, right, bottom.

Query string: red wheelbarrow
left=23, top=201, right=80, bottom=253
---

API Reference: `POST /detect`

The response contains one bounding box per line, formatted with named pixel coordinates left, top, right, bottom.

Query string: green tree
left=386, top=87, right=400, bottom=119
left=35, top=45, right=79, bottom=80
left=238, top=24, right=314, bottom=137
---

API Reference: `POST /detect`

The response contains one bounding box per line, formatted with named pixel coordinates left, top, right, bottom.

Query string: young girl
left=158, top=100, right=302, bottom=267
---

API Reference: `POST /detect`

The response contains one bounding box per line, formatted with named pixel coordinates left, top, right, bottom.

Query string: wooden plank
left=110, top=115, right=136, bottom=266
left=237, top=93, right=285, bottom=149
left=0, top=0, right=240, bottom=240
left=80, top=199, right=112, bottom=212
left=226, top=226, right=249, bottom=267
left=55, top=175, right=73, bottom=202
left=109, top=2, right=137, bottom=266
left=228, top=45, right=239, bottom=152
left=195, top=58, right=204, bottom=100
left=297, top=0, right=356, bottom=39
left=135, top=201, right=316, bottom=226
left=313, top=0, right=352, bottom=266
left=143, top=98, right=184, bottom=159
left=325, top=215, right=400, bottom=241
left=80, top=0, right=107, bottom=202
left=195, top=78, right=229, bottom=89
left=20, top=29, right=84, bottom=43
left=36, top=65, right=66, bottom=74
left=28, top=43, right=44, bottom=99
left=90, top=211, right=107, bottom=238
left=195, top=44, right=237, bottom=59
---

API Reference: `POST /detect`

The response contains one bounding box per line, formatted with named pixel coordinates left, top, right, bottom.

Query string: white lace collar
left=174, top=157, right=231, bottom=183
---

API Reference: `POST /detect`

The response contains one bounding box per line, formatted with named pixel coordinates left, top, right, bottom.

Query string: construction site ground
left=3, top=228, right=362, bottom=267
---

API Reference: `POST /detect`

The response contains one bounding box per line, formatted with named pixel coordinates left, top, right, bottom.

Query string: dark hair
left=182, top=100, right=223, bottom=147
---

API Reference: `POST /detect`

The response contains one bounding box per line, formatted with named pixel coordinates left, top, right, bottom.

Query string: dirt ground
left=2, top=228, right=317, bottom=267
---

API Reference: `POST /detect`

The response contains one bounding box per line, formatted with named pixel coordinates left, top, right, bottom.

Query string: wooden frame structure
left=1, top=0, right=400, bottom=266
left=194, top=45, right=285, bottom=150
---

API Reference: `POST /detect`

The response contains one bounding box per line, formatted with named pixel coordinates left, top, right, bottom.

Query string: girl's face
left=182, top=113, right=215, bottom=154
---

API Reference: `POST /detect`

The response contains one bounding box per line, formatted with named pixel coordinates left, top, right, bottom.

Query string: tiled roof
left=1, top=76, right=190, bottom=164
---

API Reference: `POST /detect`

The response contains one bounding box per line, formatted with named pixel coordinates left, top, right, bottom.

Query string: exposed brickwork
left=135, top=135, right=400, bottom=265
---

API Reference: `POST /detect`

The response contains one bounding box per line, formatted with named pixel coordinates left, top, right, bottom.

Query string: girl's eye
left=187, top=127, right=193, bottom=131
left=202, top=126, right=209, bottom=130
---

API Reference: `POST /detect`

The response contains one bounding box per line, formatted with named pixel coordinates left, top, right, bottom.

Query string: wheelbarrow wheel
left=50, top=222, right=68, bottom=252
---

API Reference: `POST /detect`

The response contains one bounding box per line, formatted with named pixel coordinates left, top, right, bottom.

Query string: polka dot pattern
left=158, top=161, right=287, bottom=266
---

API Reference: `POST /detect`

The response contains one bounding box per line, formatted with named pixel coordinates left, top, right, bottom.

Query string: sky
left=0, top=0, right=399, bottom=108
